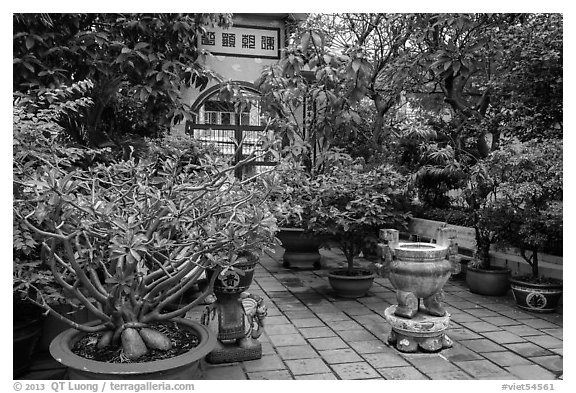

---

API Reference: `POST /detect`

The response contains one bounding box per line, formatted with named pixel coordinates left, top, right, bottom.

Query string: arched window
left=185, top=84, right=271, bottom=178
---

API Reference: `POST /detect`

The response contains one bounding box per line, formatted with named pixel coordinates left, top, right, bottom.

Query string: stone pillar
left=376, top=229, right=399, bottom=278
left=436, top=227, right=460, bottom=275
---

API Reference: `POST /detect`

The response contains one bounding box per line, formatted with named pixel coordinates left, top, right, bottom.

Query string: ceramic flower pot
left=277, top=228, right=321, bottom=269
left=466, top=265, right=510, bottom=296
left=328, top=268, right=375, bottom=298
left=49, top=318, right=216, bottom=380
left=13, top=313, right=44, bottom=378
left=509, top=277, right=563, bottom=313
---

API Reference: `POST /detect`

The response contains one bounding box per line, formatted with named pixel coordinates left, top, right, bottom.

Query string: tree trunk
left=531, top=249, right=539, bottom=278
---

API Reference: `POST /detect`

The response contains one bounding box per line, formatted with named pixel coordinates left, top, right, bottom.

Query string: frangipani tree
left=13, top=94, right=280, bottom=360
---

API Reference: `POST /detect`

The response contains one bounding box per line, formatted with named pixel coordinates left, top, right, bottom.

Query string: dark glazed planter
left=509, top=278, right=563, bottom=313
left=466, top=265, right=511, bottom=296
left=328, top=268, right=375, bottom=298
left=277, top=228, right=321, bottom=269
left=49, top=318, right=216, bottom=380
left=13, top=313, right=44, bottom=378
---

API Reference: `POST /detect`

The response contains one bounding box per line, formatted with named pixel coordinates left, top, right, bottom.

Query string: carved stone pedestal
left=384, top=305, right=453, bottom=353
left=206, top=338, right=262, bottom=364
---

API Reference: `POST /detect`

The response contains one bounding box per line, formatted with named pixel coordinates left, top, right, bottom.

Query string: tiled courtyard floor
left=21, top=247, right=563, bottom=380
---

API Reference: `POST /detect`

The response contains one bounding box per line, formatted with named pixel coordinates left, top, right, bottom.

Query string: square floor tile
left=265, top=315, right=291, bottom=325
left=450, top=313, right=482, bottom=323
left=319, top=348, right=363, bottom=364
left=284, top=310, right=317, bottom=319
left=515, top=318, right=560, bottom=329
left=317, top=312, right=351, bottom=322
left=348, top=340, right=390, bottom=354
left=482, top=351, right=534, bottom=367
left=481, top=316, right=520, bottom=326
left=459, top=338, right=505, bottom=353
left=285, top=358, right=332, bottom=375
left=530, top=355, right=563, bottom=373
left=454, top=359, right=510, bottom=378
left=329, top=320, right=363, bottom=331
left=462, top=308, right=501, bottom=318
left=425, top=370, right=474, bottom=380
left=524, top=335, right=563, bottom=349
left=308, top=336, right=349, bottom=351
left=247, top=370, right=293, bottom=380
left=481, top=330, right=527, bottom=344
left=447, top=327, right=483, bottom=340
left=541, top=328, right=563, bottom=339
left=295, top=373, right=338, bottom=380
left=506, top=364, right=558, bottom=380
left=407, top=356, right=462, bottom=373
left=362, top=352, right=409, bottom=368
left=504, top=342, right=554, bottom=357
left=243, top=354, right=286, bottom=373
left=337, top=329, right=377, bottom=342
left=442, top=344, right=484, bottom=362
left=461, top=321, right=502, bottom=332
left=298, top=326, right=337, bottom=339
left=268, top=333, right=307, bottom=347
left=276, top=345, right=318, bottom=360
left=261, top=342, right=276, bottom=356
left=377, top=366, right=429, bottom=380
left=503, top=324, right=545, bottom=336
left=204, top=365, right=247, bottom=380
left=265, top=324, right=299, bottom=335
left=331, top=362, right=380, bottom=379
left=290, top=318, right=325, bottom=328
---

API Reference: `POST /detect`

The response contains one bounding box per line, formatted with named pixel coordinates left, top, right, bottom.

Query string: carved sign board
left=199, top=25, right=281, bottom=59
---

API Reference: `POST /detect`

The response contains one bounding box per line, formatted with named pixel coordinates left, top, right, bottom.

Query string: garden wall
left=407, top=218, right=563, bottom=281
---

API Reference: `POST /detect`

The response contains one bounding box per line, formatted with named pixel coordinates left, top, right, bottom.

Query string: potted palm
left=307, top=156, right=409, bottom=298
left=13, top=97, right=279, bottom=379
left=483, top=139, right=563, bottom=312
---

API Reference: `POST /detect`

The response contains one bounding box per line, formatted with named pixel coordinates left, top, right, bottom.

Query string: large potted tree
left=483, top=139, right=563, bottom=312
left=307, top=156, right=409, bottom=298
left=13, top=96, right=279, bottom=379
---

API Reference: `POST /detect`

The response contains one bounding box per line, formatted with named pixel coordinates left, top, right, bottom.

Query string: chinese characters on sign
left=199, top=25, right=280, bottom=59
left=242, top=34, right=256, bottom=49
left=222, top=33, right=236, bottom=47
left=201, top=31, right=216, bottom=46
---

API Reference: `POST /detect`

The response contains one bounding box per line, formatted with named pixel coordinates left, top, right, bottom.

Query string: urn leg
left=387, top=329, right=397, bottom=345
left=394, top=290, right=419, bottom=318
left=422, top=290, right=446, bottom=317
left=442, top=334, right=453, bottom=349
left=419, top=336, right=443, bottom=352
left=395, top=333, right=418, bottom=352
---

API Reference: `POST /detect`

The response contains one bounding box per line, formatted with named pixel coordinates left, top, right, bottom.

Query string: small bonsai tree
left=13, top=93, right=279, bottom=360
left=481, top=139, right=562, bottom=281
left=307, top=154, right=409, bottom=275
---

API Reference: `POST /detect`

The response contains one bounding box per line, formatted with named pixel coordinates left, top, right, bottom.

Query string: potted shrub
left=308, top=156, right=409, bottom=298
left=465, top=206, right=512, bottom=296
left=483, top=139, right=563, bottom=312
left=13, top=97, right=279, bottom=379
left=462, top=160, right=512, bottom=296
left=269, top=162, right=321, bottom=269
